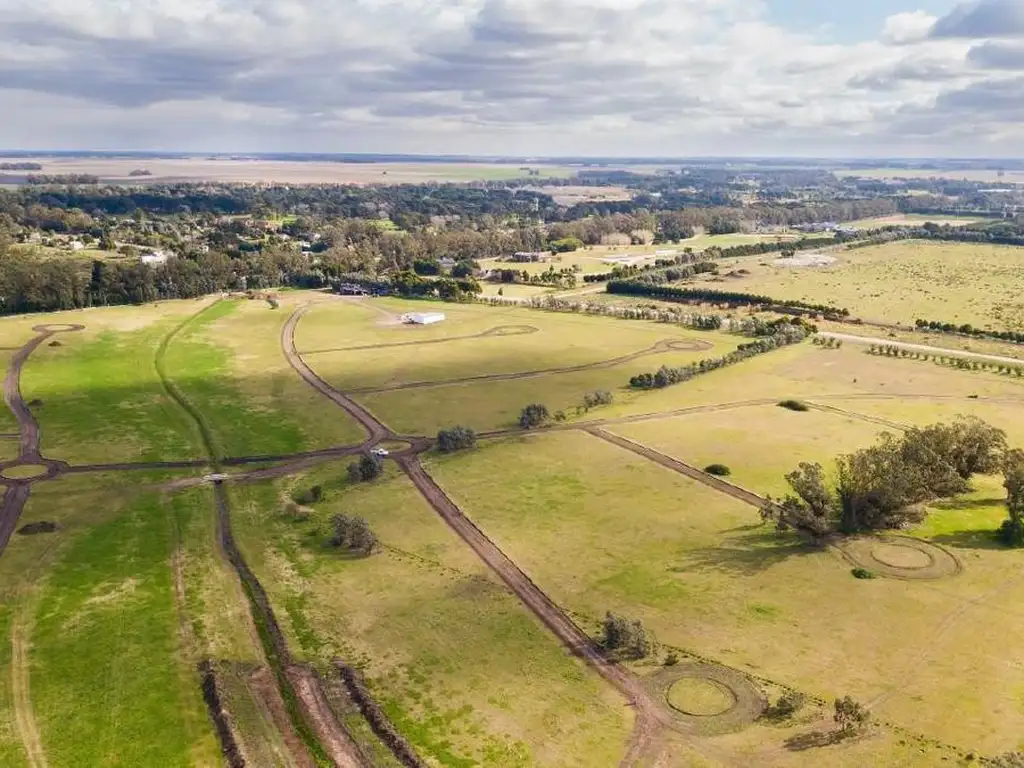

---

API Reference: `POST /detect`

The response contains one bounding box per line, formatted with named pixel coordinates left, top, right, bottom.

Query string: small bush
left=777, top=399, right=809, bottom=412
left=347, top=454, right=383, bottom=483
left=519, top=403, right=551, bottom=429
left=437, top=425, right=477, bottom=453
left=704, top=464, right=732, bottom=476
left=766, top=690, right=807, bottom=720
left=664, top=651, right=679, bottom=667
left=851, top=567, right=876, bottom=580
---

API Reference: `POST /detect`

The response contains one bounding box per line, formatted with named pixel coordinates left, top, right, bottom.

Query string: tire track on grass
left=347, top=338, right=714, bottom=395
left=158, top=302, right=368, bottom=768
left=11, top=613, right=46, bottom=768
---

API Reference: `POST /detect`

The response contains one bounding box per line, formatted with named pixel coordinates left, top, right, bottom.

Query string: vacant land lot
left=689, top=240, right=1024, bottom=329
left=4, top=281, right=1024, bottom=766
left=428, top=425, right=1024, bottom=756
left=228, top=466, right=632, bottom=766
left=296, top=297, right=737, bottom=434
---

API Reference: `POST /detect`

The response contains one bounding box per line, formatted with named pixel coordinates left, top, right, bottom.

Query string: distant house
left=438, top=256, right=457, bottom=270
left=335, top=283, right=370, bottom=296
left=140, top=250, right=171, bottom=266
left=403, top=312, right=445, bottom=325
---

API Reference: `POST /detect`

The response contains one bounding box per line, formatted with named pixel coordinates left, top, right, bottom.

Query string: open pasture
left=689, top=239, right=1024, bottom=330
left=844, top=214, right=990, bottom=229
left=296, top=297, right=738, bottom=434
left=227, top=465, right=632, bottom=766
left=3, top=281, right=1024, bottom=765
left=427, top=421, right=1024, bottom=756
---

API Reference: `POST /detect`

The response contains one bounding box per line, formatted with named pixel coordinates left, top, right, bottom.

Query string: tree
left=347, top=453, right=383, bottom=483
left=601, top=612, right=652, bottom=659
left=330, top=514, right=378, bottom=555
left=1000, top=449, right=1024, bottom=546
left=833, top=696, right=870, bottom=733
left=519, top=403, right=551, bottom=429
left=582, top=390, right=614, bottom=411
left=437, top=425, right=477, bottom=452
left=550, top=236, right=583, bottom=253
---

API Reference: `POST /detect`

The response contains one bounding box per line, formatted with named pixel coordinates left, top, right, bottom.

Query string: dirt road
left=281, top=306, right=387, bottom=445
left=820, top=331, right=1024, bottom=366
left=586, top=429, right=767, bottom=508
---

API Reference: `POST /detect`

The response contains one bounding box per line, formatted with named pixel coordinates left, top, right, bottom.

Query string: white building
left=404, top=312, right=446, bottom=325
left=140, top=250, right=171, bottom=266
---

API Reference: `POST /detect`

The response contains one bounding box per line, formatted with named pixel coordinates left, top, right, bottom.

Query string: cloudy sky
left=0, top=0, right=1022, bottom=156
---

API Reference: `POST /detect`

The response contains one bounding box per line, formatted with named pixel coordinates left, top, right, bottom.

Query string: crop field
left=844, top=214, right=990, bottom=229
left=0, top=157, right=578, bottom=185
left=2, top=284, right=1024, bottom=766
left=836, top=168, right=1024, bottom=183
left=689, top=239, right=1024, bottom=330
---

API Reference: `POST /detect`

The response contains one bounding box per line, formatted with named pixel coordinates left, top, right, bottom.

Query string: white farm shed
left=404, top=312, right=446, bottom=325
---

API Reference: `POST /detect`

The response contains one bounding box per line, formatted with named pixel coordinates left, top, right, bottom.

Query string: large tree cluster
left=763, top=418, right=1008, bottom=537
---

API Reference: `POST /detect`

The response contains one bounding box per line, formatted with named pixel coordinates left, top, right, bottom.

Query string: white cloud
left=0, top=0, right=1021, bottom=156
left=882, top=11, right=939, bottom=44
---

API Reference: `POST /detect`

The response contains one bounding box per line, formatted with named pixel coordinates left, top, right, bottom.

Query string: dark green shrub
left=778, top=400, right=809, bottom=412
left=704, top=464, right=732, bottom=476
left=851, top=567, right=876, bottom=580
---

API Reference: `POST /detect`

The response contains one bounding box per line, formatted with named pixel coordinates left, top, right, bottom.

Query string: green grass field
left=227, top=465, right=632, bottom=766
left=3, top=281, right=1024, bottom=765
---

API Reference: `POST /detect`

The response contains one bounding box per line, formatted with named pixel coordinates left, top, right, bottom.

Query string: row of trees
left=606, top=280, right=850, bottom=319
left=582, top=257, right=718, bottom=284
left=915, top=318, right=1024, bottom=346
left=762, top=418, right=1007, bottom=537
left=629, top=326, right=810, bottom=390
left=868, top=345, right=1024, bottom=377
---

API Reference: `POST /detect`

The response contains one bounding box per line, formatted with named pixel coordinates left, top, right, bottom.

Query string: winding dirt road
left=283, top=303, right=736, bottom=767
left=156, top=305, right=368, bottom=768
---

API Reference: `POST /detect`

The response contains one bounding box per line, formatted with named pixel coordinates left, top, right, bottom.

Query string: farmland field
left=0, top=157, right=578, bottom=185
left=686, top=239, right=1024, bottom=330
left=1, top=284, right=1024, bottom=766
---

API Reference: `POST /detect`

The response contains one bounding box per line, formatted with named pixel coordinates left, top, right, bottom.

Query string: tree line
left=915, top=318, right=1024, bottom=346
left=606, top=280, right=850, bottom=319
left=629, top=325, right=810, bottom=390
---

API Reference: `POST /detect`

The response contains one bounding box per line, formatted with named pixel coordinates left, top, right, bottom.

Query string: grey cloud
left=847, top=61, right=964, bottom=91
left=967, top=41, right=1024, bottom=68
left=935, top=75, right=1024, bottom=111
left=930, top=0, right=1024, bottom=38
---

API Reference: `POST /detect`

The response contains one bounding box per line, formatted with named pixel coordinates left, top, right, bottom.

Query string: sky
left=0, top=0, right=1023, bottom=157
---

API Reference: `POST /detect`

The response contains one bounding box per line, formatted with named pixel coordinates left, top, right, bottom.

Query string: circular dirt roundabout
left=835, top=535, right=961, bottom=580
left=646, top=663, right=766, bottom=735
left=480, top=325, right=540, bottom=338
left=0, top=459, right=68, bottom=486
left=0, top=464, right=49, bottom=481
left=664, top=338, right=715, bottom=353
left=667, top=677, right=736, bottom=717
left=31, top=323, right=85, bottom=334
